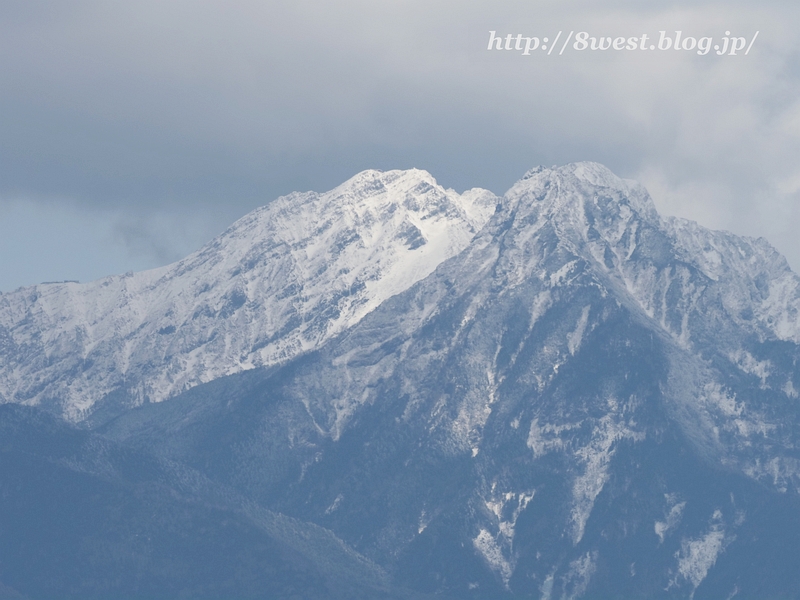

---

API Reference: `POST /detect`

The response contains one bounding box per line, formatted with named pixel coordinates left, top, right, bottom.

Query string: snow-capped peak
left=502, top=162, right=800, bottom=348
left=507, top=162, right=660, bottom=229
left=0, top=169, right=497, bottom=420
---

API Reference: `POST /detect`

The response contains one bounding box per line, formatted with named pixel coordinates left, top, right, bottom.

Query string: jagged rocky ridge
left=3, top=162, right=800, bottom=598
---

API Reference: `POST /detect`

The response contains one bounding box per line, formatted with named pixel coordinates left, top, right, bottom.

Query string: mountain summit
left=2, top=162, right=800, bottom=598
left=0, top=168, right=496, bottom=420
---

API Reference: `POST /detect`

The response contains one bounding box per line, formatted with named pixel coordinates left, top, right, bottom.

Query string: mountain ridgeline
left=2, top=163, right=800, bottom=598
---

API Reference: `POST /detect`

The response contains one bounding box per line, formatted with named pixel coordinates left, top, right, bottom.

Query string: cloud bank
left=1, top=0, right=798, bottom=290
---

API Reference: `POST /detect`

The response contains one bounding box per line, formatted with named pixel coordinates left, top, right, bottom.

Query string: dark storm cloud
left=1, top=0, right=799, bottom=290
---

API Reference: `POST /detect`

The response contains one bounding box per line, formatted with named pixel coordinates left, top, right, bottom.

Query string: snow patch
left=540, top=572, right=555, bottom=600
left=473, top=528, right=513, bottom=587
left=743, top=456, right=800, bottom=492
left=528, top=398, right=644, bottom=545
left=418, top=509, right=430, bottom=534
left=526, top=418, right=577, bottom=458
left=570, top=399, right=644, bottom=544
left=325, top=493, right=344, bottom=514
left=550, top=260, right=578, bottom=288
left=474, top=486, right=535, bottom=585
left=567, top=305, right=591, bottom=356
left=730, top=349, right=772, bottom=388
left=484, top=488, right=535, bottom=543
left=561, top=551, right=598, bottom=600
left=670, top=509, right=732, bottom=595
left=655, top=494, right=686, bottom=543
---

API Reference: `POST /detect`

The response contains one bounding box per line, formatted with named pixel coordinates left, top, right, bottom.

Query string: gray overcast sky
left=1, top=0, right=799, bottom=291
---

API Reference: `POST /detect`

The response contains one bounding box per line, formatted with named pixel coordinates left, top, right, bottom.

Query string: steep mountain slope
left=0, top=404, right=436, bottom=600
left=102, top=163, right=800, bottom=598
left=0, top=169, right=496, bottom=421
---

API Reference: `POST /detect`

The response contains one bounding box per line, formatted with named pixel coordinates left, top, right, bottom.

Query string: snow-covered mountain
left=492, top=164, right=800, bottom=489
left=3, top=162, right=800, bottom=598
left=103, top=162, right=800, bottom=598
left=0, top=169, right=496, bottom=420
